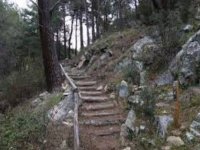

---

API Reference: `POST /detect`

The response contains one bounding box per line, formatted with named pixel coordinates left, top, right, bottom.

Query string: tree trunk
left=37, top=0, right=62, bottom=92
left=91, top=0, right=96, bottom=42
left=84, top=0, right=90, bottom=46
left=79, top=10, right=84, bottom=49
left=63, top=5, right=67, bottom=58
left=68, top=14, right=75, bottom=59
left=95, top=0, right=100, bottom=39
left=56, top=30, right=60, bottom=60
left=75, top=13, right=78, bottom=55
left=134, top=0, right=138, bottom=18
left=118, top=0, right=123, bottom=29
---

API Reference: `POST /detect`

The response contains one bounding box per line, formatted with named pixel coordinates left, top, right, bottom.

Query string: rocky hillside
left=65, top=23, right=200, bottom=149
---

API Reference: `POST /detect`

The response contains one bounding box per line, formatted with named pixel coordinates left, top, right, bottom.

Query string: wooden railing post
left=173, top=81, right=181, bottom=128
left=60, top=64, right=80, bottom=150
left=74, top=92, right=80, bottom=150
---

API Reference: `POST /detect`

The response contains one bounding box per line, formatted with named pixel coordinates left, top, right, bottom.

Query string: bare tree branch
left=30, top=0, right=39, bottom=9
left=50, top=0, right=63, bottom=15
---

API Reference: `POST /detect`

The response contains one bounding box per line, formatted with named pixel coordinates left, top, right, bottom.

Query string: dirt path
left=69, top=73, right=125, bottom=150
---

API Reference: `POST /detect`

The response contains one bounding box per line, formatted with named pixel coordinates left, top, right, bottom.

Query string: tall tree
left=79, top=0, right=84, bottom=49
left=62, top=5, right=67, bottom=58
left=84, top=0, right=90, bottom=46
left=37, top=0, right=62, bottom=92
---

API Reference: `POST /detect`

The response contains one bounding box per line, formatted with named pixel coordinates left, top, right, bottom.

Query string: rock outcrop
left=169, top=30, right=200, bottom=86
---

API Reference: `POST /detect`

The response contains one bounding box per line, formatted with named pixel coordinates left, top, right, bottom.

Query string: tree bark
left=56, top=29, right=61, bottom=60
left=95, top=0, right=100, bottom=39
left=68, top=13, right=75, bottom=59
left=37, top=0, right=62, bottom=92
left=75, top=13, right=78, bottom=55
left=62, top=5, right=67, bottom=58
left=91, top=0, right=96, bottom=42
left=84, top=0, right=90, bottom=46
left=79, top=10, right=84, bottom=49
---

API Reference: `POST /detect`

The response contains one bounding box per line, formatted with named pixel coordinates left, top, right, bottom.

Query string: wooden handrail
left=60, top=64, right=80, bottom=150
left=74, top=92, right=80, bottom=150
left=60, top=64, right=78, bottom=91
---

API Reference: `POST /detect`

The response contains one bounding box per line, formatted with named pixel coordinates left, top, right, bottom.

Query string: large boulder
left=169, top=30, right=200, bottom=86
left=130, top=36, right=159, bottom=65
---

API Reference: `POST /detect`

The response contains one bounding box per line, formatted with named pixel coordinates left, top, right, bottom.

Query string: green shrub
left=123, top=65, right=140, bottom=85
left=0, top=111, right=47, bottom=149
left=140, top=87, right=157, bottom=121
left=0, top=60, right=45, bottom=106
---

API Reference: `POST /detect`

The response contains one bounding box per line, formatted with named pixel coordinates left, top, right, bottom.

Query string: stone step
left=70, top=76, right=90, bottom=80
left=81, top=102, right=115, bottom=111
left=86, top=126, right=120, bottom=136
left=80, top=117, right=124, bottom=126
left=80, top=91, right=103, bottom=96
left=78, top=86, right=97, bottom=91
left=76, top=81, right=97, bottom=86
left=81, top=109, right=120, bottom=117
left=80, top=96, right=108, bottom=102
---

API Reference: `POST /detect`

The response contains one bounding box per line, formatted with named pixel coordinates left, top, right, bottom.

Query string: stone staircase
left=69, top=73, right=124, bottom=150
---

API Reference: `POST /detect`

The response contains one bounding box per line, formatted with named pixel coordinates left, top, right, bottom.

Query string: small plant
left=123, top=65, right=140, bottom=85
left=140, top=87, right=157, bottom=121
left=0, top=111, right=48, bottom=149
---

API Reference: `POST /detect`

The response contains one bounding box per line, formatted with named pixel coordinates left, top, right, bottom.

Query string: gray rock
left=189, top=113, right=200, bottom=137
left=154, top=70, right=174, bottom=86
left=122, top=147, right=131, bottom=150
left=120, top=123, right=128, bottom=146
left=119, top=80, right=129, bottom=98
left=140, top=70, right=147, bottom=86
left=158, top=91, right=174, bottom=101
left=186, top=132, right=195, bottom=141
left=115, top=57, right=132, bottom=72
left=167, top=136, right=184, bottom=147
left=130, top=36, right=159, bottom=65
left=60, top=140, right=67, bottom=150
left=125, top=110, right=136, bottom=132
left=31, top=98, right=42, bottom=108
left=120, top=123, right=129, bottom=137
left=155, top=115, right=173, bottom=138
left=128, top=95, right=144, bottom=106
left=39, top=91, right=50, bottom=100
left=183, top=24, right=193, bottom=32
left=169, top=30, right=200, bottom=86
left=48, top=91, right=74, bottom=122
left=190, top=121, right=200, bottom=137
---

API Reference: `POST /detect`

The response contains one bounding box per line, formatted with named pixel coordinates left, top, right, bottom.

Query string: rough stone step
left=80, top=96, right=108, bottom=102
left=76, top=81, right=97, bottom=86
left=70, top=76, right=90, bottom=80
left=86, top=126, right=120, bottom=136
left=80, top=117, right=124, bottom=126
left=80, top=91, right=103, bottom=96
left=78, top=86, right=97, bottom=91
left=81, top=110, right=120, bottom=117
left=81, top=102, right=115, bottom=111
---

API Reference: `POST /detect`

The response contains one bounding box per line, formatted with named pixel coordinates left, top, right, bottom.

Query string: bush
left=123, top=65, right=140, bottom=85
left=140, top=87, right=157, bottom=121
left=0, top=111, right=48, bottom=149
left=0, top=59, right=45, bottom=107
